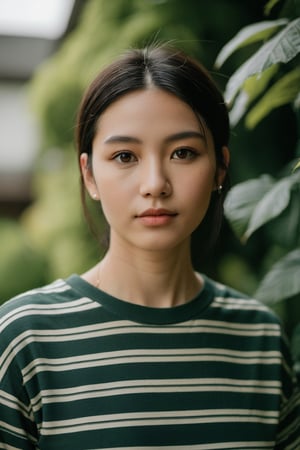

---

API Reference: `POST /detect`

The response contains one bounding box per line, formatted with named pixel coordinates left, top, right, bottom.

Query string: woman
left=1, top=45, right=299, bottom=449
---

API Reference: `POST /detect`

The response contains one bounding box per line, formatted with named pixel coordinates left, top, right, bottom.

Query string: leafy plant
left=215, top=15, right=300, bottom=126
left=0, top=220, right=48, bottom=303
left=215, top=0, right=300, bottom=373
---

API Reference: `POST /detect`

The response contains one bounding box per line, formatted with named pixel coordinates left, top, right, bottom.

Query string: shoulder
left=0, top=278, right=74, bottom=317
left=0, top=277, right=101, bottom=388
left=0, top=277, right=97, bottom=342
left=204, top=276, right=281, bottom=327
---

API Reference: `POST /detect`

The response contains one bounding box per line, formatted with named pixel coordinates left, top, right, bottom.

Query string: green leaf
left=255, top=248, right=300, bottom=304
left=264, top=0, right=281, bottom=16
left=215, top=19, right=288, bottom=68
left=245, top=67, right=300, bottom=129
left=265, top=183, right=300, bottom=249
left=244, top=171, right=300, bottom=240
left=225, top=17, right=300, bottom=103
left=228, top=91, right=250, bottom=127
left=224, top=175, right=274, bottom=239
left=229, top=65, right=279, bottom=126
left=243, top=64, right=279, bottom=99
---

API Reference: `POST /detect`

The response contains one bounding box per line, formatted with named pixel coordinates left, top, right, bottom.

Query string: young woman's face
left=81, top=88, right=227, bottom=254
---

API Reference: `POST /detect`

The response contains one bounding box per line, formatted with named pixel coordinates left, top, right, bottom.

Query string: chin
left=135, top=235, right=189, bottom=253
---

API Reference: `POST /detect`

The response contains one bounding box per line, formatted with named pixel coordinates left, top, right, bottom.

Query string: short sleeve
left=275, top=334, right=300, bottom=449
left=0, top=308, right=39, bottom=449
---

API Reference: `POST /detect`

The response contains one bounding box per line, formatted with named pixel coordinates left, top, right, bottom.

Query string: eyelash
left=112, top=148, right=199, bottom=164
left=113, top=152, right=137, bottom=164
left=172, top=148, right=198, bottom=160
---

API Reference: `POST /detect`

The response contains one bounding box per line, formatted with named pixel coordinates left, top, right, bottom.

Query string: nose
left=139, top=158, right=172, bottom=198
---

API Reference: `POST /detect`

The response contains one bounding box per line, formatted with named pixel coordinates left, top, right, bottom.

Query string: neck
left=93, top=239, right=202, bottom=308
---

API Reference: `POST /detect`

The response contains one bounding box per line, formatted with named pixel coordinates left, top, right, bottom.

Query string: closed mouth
left=138, top=208, right=178, bottom=218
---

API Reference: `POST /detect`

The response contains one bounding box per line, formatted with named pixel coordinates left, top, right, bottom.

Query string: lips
left=138, top=208, right=177, bottom=218
left=136, top=208, right=178, bottom=226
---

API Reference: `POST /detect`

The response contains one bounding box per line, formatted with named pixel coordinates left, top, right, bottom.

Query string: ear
left=216, top=146, right=230, bottom=188
left=80, top=153, right=99, bottom=200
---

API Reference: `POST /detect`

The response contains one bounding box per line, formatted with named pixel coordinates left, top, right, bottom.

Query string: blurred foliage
left=0, top=220, right=48, bottom=302
left=216, top=0, right=300, bottom=372
left=21, top=151, right=105, bottom=280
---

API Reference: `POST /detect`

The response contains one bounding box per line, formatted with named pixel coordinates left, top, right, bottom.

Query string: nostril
left=139, top=171, right=172, bottom=198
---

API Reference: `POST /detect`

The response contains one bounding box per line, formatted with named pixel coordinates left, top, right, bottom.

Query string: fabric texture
left=0, top=274, right=299, bottom=449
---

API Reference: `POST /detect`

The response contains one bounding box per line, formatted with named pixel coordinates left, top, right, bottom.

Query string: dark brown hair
left=75, top=45, right=230, bottom=260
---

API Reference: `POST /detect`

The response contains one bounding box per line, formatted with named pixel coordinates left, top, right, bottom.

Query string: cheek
left=180, top=167, right=215, bottom=218
left=95, top=176, right=131, bottom=223
left=190, top=183, right=213, bottom=213
left=97, top=185, right=117, bottom=213
left=182, top=163, right=216, bottom=198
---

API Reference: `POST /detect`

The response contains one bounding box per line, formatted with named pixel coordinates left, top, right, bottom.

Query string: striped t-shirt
left=0, top=274, right=299, bottom=449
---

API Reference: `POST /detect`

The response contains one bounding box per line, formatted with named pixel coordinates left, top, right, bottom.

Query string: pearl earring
left=217, top=185, right=223, bottom=195
left=92, top=193, right=98, bottom=200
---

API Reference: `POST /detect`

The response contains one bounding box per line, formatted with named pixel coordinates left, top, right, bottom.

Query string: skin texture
left=80, top=88, right=229, bottom=307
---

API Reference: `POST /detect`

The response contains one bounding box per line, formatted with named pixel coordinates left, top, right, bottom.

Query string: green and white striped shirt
left=1, top=274, right=299, bottom=449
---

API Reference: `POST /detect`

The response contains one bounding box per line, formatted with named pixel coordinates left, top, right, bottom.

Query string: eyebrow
left=103, top=131, right=206, bottom=145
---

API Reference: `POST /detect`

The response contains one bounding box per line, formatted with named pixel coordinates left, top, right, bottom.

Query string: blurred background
left=0, top=0, right=299, bottom=362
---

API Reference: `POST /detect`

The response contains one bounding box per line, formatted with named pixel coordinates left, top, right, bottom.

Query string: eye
left=113, top=151, right=137, bottom=164
left=172, top=148, right=198, bottom=160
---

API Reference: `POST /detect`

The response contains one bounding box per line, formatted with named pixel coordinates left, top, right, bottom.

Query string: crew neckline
left=66, top=274, right=215, bottom=325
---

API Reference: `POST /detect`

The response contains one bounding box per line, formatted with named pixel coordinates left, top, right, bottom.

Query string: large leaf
left=228, top=91, right=250, bottom=127
left=215, top=19, right=287, bottom=68
left=265, top=184, right=300, bottom=249
left=245, top=67, right=300, bottom=129
left=225, top=17, right=300, bottom=103
left=224, top=175, right=274, bottom=239
left=244, top=171, right=300, bottom=240
left=255, top=248, right=300, bottom=304
left=229, top=64, right=279, bottom=126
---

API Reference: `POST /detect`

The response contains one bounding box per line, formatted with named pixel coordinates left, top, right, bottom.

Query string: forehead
left=95, top=88, right=211, bottom=140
